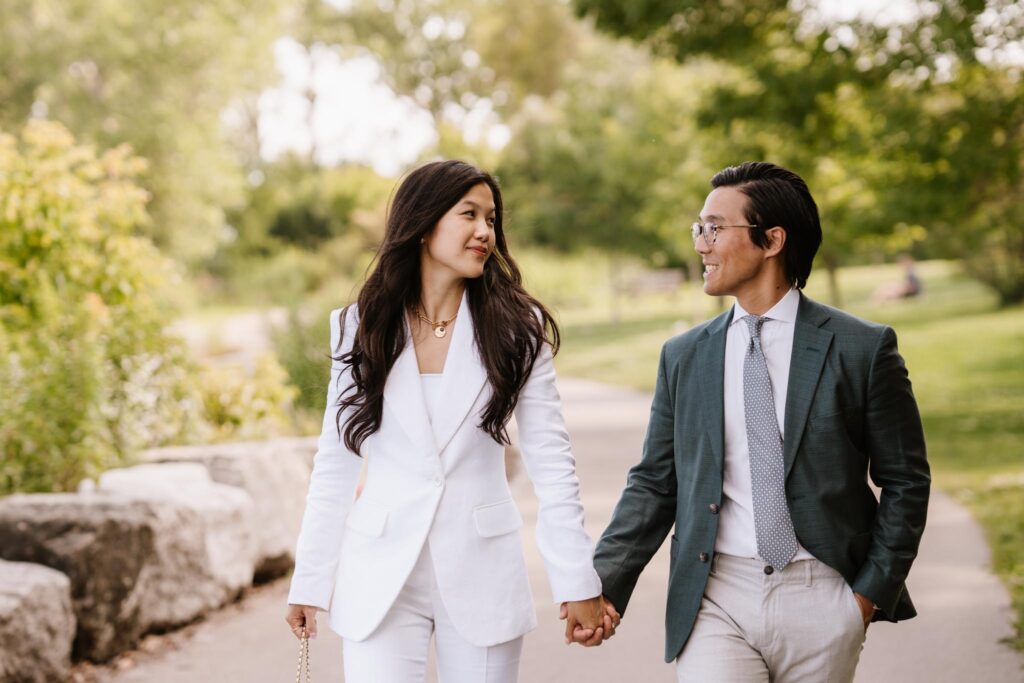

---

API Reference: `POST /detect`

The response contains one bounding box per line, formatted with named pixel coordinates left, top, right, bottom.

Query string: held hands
left=559, top=595, right=621, bottom=647
left=285, top=604, right=319, bottom=640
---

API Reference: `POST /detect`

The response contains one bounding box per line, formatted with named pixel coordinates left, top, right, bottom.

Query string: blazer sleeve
left=852, top=325, right=930, bottom=619
left=287, top=306, right=364, bottom=610
left=514, top=338, right=603, bottom=604
left=593, top=343, right=678, bottom=616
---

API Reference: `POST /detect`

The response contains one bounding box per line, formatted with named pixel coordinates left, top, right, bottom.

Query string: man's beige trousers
left=676, top=553, right=867, bottom=683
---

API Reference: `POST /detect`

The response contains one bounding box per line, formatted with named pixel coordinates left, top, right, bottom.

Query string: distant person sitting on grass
left=872, top=254, right=922, bottom=303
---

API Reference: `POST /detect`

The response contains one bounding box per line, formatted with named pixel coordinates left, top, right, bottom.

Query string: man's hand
left=559, top=596, right=621, bottom=646
left=853, top=592, right=875, bottom=629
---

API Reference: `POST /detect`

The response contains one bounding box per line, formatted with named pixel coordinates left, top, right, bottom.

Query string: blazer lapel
left=697, top=309, right=732, bottom=475
left=383, top=318, right=437, bottom=456
left=782, top=295, right=834, bottom=478
left=431, top=292, right=488, bottom=455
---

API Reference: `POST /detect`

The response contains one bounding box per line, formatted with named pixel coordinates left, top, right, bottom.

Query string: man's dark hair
left=710, top=161, right=822, bottom=289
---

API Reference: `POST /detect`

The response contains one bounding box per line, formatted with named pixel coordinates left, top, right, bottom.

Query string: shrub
left=198, top=353, right=300, bottom=442
left=0, top=121, right=206, bottom=493
left=271, top=303, right=345, bottom=419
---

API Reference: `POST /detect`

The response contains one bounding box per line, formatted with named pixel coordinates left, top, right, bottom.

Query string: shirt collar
left=730, top=288, right=800, bottom=326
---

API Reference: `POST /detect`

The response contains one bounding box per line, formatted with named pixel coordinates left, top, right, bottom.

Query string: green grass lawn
left=544, top=259, right=1024, bottom=648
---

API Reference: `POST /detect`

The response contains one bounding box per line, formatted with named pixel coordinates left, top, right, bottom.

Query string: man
left=587, top=162, right=929, bottom=681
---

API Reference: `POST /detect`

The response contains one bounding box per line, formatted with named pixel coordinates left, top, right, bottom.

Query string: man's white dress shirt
left=714, top=288, right=813, bottom=562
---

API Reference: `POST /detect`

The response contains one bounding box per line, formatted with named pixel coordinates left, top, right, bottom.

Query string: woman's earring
left=420, top=237, right=425, bottom=244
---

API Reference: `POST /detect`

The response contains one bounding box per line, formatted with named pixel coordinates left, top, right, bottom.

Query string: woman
left=284, top=160, right=613, bottom=682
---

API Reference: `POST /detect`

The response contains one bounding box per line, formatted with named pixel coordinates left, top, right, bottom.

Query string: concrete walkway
left=99, top=378, right=1023, bottom=682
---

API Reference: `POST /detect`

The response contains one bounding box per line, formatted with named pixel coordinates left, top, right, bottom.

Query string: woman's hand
left=560, top=595, right=620, bottom=646
left=285, top=604, right=319, bottom=640
left=562, top=596, right=605, bottom=645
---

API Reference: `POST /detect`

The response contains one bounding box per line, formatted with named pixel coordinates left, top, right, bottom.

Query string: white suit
left=287, top=292, right=602, bottom=648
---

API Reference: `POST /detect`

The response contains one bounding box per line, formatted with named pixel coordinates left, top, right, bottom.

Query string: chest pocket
left=808, top=406, right=864, bottom=439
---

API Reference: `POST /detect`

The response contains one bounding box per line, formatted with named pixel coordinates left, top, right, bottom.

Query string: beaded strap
left=295, top=628, right=311, bottom=683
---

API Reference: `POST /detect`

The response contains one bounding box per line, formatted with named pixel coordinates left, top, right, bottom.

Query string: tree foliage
left=0, top=0, right=289, bottom=265
left=573, top=0, right=1024, bottom=304
left=0, top=122, right=308, bottom=493
left=498, top=34, right=711, bottom=266
left=305, top=0, right=577, bottom=140
left=211, top=161, right=392, bottom=305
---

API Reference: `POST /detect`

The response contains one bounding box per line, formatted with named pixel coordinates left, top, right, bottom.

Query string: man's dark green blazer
left=593, top=294, right=930, bottom=662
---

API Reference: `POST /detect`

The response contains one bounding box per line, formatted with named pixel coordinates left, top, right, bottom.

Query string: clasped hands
left=559, top=595, right=621, bottom=647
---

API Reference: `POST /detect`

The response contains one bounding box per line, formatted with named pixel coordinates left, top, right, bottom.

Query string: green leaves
left=571, top=0, right=1024, bottom=304
left=0, top=122, right=313, bottom=493
left=498, top=36, right=711, bottom=267
left=0, top=122, right=201, bottom=494
left=0, top=0, right=290, bottom=265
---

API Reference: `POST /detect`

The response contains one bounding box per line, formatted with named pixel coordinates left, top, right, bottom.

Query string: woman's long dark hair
left=333, top=160, right=559, bottom=455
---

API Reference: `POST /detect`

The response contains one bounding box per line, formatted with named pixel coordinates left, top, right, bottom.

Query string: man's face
left=695, top=186, right=768, bottom=299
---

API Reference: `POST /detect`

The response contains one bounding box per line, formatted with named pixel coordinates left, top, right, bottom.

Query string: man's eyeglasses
left=691, top=221, right=759, bottom=246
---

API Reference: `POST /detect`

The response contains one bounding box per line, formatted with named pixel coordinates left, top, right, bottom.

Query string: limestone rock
left=0, top=559, right=75, bottom=683
left=142, top=437, right=316, bottom=580
left=0, top=494, right=214, bottom=661
left=95, top=462, right=259, bottom=595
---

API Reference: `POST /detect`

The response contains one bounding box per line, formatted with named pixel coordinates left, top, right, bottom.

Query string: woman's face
left=421, top=182, right=495, bottom=281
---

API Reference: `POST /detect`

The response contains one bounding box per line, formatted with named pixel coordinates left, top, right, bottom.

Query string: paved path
left=99, top=379, right=1023, bottom=682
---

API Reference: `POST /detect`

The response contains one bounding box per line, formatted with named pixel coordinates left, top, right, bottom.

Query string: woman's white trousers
left=342, top=542, right=524, bottom=682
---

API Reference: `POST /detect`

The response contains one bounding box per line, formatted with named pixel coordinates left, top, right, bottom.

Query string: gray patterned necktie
left=743, top=315, right=798, bottom=570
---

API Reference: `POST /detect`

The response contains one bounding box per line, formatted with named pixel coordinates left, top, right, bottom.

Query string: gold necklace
left=416, top=308, right=458, bottom=338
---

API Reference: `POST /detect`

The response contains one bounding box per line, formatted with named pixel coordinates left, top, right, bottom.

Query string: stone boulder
left=0, top=494, right=217, bottom=661
left=0, top=560, right=75, bottom=683
left=142, top=437, right=317, bottom=580
left=94, top=462, right=259, bottom=594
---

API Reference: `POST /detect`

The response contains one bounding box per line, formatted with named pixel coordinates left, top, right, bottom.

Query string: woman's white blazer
left=287, top=293, right=602, bottom=647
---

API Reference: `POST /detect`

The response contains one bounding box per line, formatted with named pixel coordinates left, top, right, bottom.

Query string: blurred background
left=0, top=0, right=1022, bottom=677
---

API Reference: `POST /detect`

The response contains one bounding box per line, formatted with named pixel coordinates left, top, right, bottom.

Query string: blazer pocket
left=473, top=498, right=524, bottom=538
left=808, top=405, right=862, bottom=433
left=345, top=499, right=388, bottom=537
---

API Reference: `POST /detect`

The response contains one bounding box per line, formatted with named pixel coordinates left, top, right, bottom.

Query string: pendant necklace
left=416, top=308, right=458, bottom=339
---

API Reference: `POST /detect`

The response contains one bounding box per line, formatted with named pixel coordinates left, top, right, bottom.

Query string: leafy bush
left=272, top=305, right=338, bottom=416
left=0, top=121, right=209, bottom=493
left=217, top=241, right=358, bottom=307
left=197, top=353, right=301, bottom=441
left=208, top=162, right=388, bottom=306
left=0, top=121, right=312, bottom=493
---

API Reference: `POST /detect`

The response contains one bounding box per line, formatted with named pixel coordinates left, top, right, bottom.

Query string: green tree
left=0, top=0, right=289, bottom=265
left=291, top=0, right=577, bottom=161
left=498, top=32, right=719, bottom=317
left=210, top=161, right=392, bottom=304
left=573, top=0, right=1024, bottom=305
left=500, top=41, right=699, bottom=257
left=874, top=62, right=1024, bottom=304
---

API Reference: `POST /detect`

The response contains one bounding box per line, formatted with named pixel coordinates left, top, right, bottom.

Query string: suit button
left=708, top=503, right=720, bottom=514
left=764, top=565, right=774, bottom=575
left=699, top=552, right=709, bottom=563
